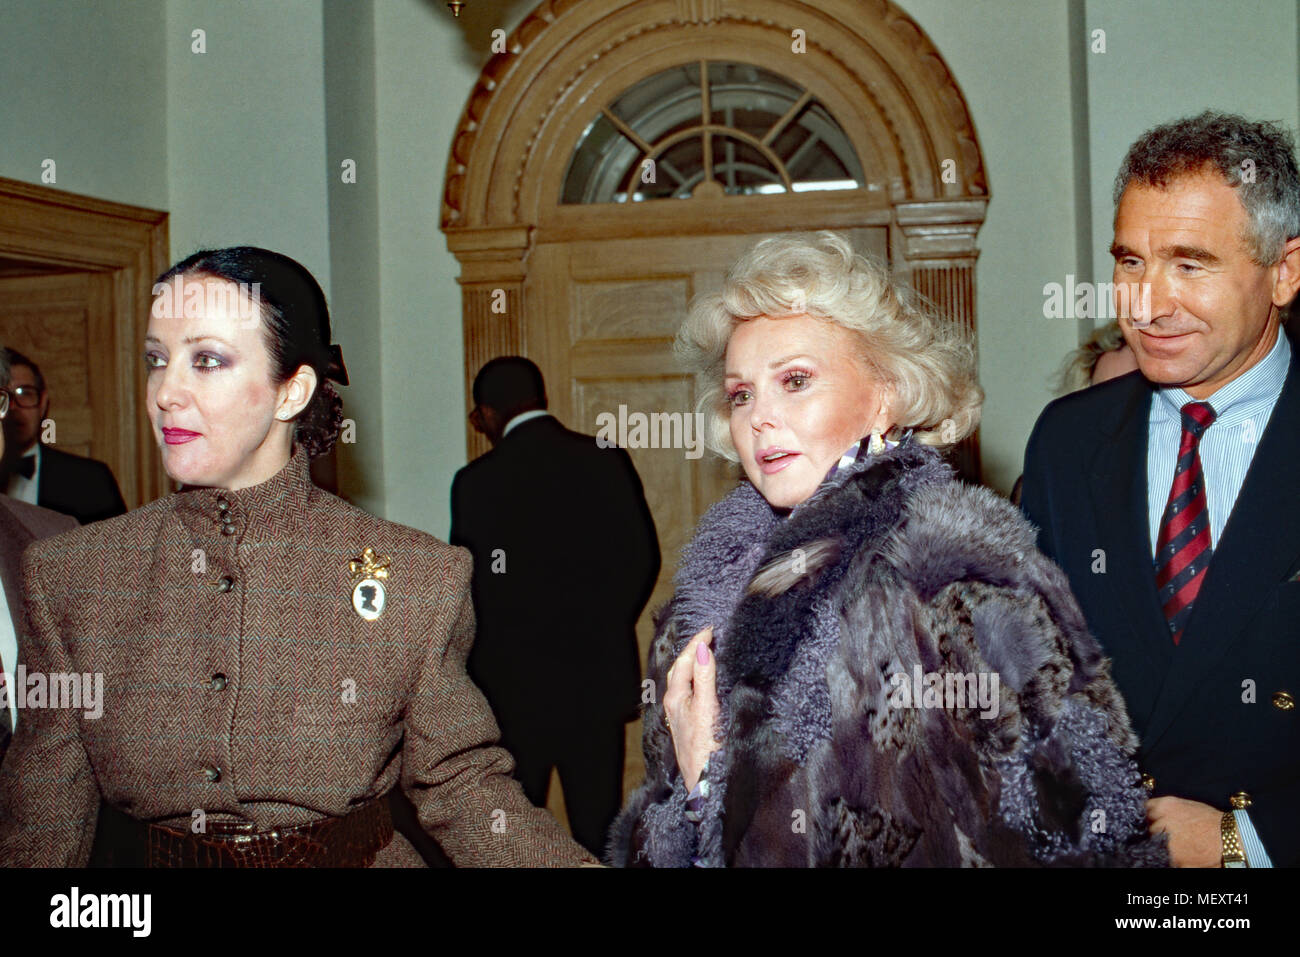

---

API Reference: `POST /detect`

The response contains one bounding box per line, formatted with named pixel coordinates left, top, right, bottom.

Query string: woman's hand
left=663, top=626, right=722, bottom=792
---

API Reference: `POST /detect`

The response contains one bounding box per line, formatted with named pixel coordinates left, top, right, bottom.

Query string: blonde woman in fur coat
left=607, top=232, right=1168, bottom=868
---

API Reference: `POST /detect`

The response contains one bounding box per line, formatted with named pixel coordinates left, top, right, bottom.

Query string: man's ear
left=1271, top=235, right=1300, bottom=308
left=275, top=364, right=319, bottom=422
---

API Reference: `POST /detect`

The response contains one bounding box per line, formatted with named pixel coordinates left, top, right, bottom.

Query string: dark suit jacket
left=34, top=445, right=126, bottom=525
left=0, top=495, right=78, bottom=763
left=450, top=415, right=660, bottom=727
left=1022, top=324, right=1300, bottom=865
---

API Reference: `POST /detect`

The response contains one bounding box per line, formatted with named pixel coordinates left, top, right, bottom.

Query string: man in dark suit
left=450, top=356, right=660, bottom=856
left=0, top=350, right=78, bottom=764
left=1, top=348, right=126, bottom=525
left=1022, top=112, right=1300, bottom=867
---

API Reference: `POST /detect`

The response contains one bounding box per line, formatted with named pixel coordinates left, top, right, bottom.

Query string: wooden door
left=526, top=228, right=889, bottom=800
left=0, top=271, right=126, bottom=479
left=0, top=177, right=169, bottom=508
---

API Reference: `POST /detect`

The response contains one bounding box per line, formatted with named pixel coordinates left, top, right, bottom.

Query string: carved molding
left=676, top=0, right=723, bottom=24
left=446, top=224, right=532, bottom=283
left=441, top=0, right=989, bottom=230
left=895, top=198, right=987, bottom=262
left=462, top=284, right=526, bottom=459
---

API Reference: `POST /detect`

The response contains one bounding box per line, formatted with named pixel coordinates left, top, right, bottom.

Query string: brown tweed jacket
left=0, top=495, right=78, bottom=763
left=0, top=496, right=77, bottom=633
left=0, top=451, right=595, bottom=867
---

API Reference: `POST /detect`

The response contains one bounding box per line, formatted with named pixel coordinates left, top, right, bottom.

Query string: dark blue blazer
left=1022, top=324, right=1300, bottom=866
left=450, top=416, right=660, bottom=724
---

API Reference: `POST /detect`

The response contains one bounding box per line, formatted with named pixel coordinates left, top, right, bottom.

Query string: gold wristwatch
left=1221, top=811, right=1247, bottom=868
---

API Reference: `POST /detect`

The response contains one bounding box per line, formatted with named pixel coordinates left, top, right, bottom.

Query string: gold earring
left=868, top=430, right=885, bottom=455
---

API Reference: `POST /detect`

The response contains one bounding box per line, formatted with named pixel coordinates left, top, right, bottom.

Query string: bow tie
left=14, top=455, right=35, bottom=480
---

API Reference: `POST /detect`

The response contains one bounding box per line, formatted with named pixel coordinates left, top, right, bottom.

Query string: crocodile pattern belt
left=139, top=794, right=394, bottom=867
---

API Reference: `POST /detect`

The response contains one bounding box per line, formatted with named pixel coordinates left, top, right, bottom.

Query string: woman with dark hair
left=0, top=247, right=596, bottom=867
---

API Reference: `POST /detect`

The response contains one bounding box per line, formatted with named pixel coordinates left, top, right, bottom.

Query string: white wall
left=7, top=0, right=1299, bottom=532
left=900, top=0, right=1300, bottom=493
left=323, top=0, right=385, bottom=514
left=164, top=0, right=332, bottom=284
left=1084, top=0, right=1300, bottom=282
left=370, top=0, right=531, bottom=539
left=899, top=0, right=1081, bottom=494
left=0, top=0, right=168, bottom=209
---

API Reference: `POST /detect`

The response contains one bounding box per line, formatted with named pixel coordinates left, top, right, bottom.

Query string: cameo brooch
left=349, top=547, right=390, bottom=621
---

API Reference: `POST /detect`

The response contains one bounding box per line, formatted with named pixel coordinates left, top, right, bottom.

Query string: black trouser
left=501, top=715, right=626, bottom=858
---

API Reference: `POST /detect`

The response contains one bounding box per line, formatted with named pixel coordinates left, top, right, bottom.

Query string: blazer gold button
left=203, top=766, right=222, bottom=783
left=1273, top=691, right=1295, bottom=711
left=209, top=674, right=227, bottom=692
left=1230, top=791, right=1251, bottom=809
left=1141, top=773, right=1155, bottom=792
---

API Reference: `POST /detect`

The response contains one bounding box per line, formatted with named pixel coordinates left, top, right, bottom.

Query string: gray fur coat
left=607, top=441, right=1168, bottom=867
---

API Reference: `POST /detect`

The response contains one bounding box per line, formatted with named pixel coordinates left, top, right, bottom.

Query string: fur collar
left=667, top=439, right=952, bottom=693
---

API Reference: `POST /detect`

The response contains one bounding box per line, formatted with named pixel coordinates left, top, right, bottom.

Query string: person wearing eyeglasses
left=0, top=350, right=78, bottom=766
left=0, top=348, right=126, bottom=525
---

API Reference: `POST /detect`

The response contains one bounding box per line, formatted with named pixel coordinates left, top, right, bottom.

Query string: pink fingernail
left=697, top=643, right=709, bottom=664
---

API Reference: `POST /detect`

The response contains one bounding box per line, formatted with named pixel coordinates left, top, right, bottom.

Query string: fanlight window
left=562, top=61, right=866, bottom=203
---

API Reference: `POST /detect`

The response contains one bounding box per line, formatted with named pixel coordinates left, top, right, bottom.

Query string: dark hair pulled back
left=156, top=247, right=347, bottom=457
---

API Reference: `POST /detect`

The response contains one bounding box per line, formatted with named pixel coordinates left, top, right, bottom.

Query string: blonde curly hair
left=1056, top=320, right=1127, bottom=395
left=675, top=231, right=983, bottom=461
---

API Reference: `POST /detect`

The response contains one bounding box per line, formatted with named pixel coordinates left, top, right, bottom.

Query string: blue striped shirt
left=1145, top=326, right=1290, bottom=868
left=1147, top=330, right=1291, bottom=554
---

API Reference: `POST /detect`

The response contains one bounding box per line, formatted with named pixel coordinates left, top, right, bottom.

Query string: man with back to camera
left=0, top=348, right=126, bottom=525
left=450, top=356, right=660, bottom=857
left=1022, top=112, right=1300, bottom=867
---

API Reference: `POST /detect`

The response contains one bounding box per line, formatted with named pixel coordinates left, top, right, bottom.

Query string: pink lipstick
left=162, top=427, right=201, bottom=445
left=756, top=447, right=800, bottom=475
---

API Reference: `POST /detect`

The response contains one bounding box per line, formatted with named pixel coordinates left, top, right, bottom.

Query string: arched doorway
left=442, top=0, right=988, bottom=811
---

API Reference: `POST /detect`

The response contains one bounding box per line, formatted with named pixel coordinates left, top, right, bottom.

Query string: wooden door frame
left=0, top=177, right=169, bottom=507
left=442, top=0, right=989, bottom=475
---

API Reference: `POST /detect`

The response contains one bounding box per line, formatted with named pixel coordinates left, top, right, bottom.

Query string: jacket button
left=203, top=766, right=222, bottom=783
left=209, top=674, right=227, bottom=692
left=1273, top=691, right=1295, bottom=711
left=217, top=576, right=234, bottom=592
left=221, top=523, right=236, bottom=536
left=1230, top=791, right=1252, bottom=809
left=1141, top=773, right=1156, bottom=792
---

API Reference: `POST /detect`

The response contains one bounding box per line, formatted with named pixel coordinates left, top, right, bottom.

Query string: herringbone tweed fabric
left=0, top=451, right=594, bottom=867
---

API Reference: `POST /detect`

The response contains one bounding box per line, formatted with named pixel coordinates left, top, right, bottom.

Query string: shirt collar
left=823, top=430, right=908, bottom=485
left=1155, top=327, right=1290, bottom=425
left=784, top=430, right=911, bottom=519
left=503, top=409, right=551, bottom=436
left=173, top=446, right=314, bottom=542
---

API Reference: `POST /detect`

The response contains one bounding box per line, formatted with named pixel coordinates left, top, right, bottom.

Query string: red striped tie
left=1154, top=401, right=1217, bottom=644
